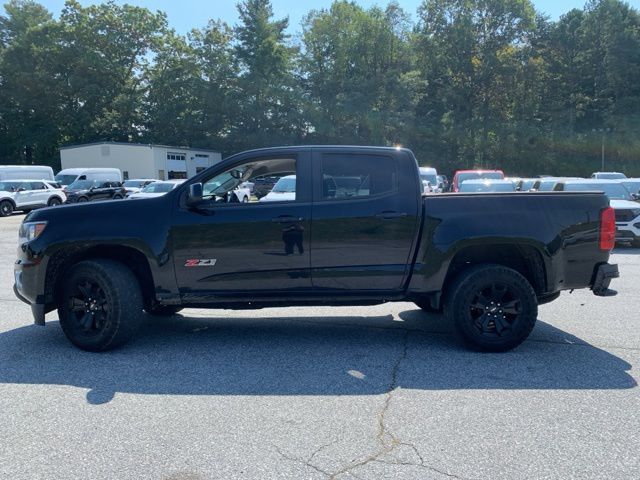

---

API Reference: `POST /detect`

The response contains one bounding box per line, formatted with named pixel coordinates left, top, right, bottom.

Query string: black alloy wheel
left=67, top=279, right=109, bottom=334
left=58, top=259, right=143, bottom=351
left=445, top=264, right=538, bottom=352
left=468, top=282, right=521, bottom=337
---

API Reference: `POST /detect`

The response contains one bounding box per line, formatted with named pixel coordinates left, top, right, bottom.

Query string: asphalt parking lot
left=1, top=212, right=638, bottom=480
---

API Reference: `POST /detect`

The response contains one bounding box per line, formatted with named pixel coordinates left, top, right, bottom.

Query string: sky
left=22, top=0, right=640, bottom=35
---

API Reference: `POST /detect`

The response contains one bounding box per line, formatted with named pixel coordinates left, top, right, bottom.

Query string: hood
left=609, top=199, right=640, bottom=210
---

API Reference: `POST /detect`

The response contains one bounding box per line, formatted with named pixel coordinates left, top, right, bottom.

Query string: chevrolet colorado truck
left=14, top=146, right=619, bottom=352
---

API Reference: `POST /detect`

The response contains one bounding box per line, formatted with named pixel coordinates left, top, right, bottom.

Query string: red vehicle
left=452, top=169, right=505, bottom=192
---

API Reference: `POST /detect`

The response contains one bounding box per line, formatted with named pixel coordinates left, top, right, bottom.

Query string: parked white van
left=55, top=168, right=122, bottom=186
left=0, top=165, right=54, bottom=181
left=419, top=167, right=440, bottom=193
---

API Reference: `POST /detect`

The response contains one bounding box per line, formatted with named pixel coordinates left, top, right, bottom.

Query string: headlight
left=632, top=209, right=640, bottom=218
left=19, top=221, right=47, bottom=243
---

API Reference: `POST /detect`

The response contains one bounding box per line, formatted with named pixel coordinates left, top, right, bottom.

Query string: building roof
left=60, top=141, right=220, bottom=154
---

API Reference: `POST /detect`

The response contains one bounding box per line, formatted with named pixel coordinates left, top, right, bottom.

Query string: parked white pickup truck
left=0, top=179, right=66, bottom=216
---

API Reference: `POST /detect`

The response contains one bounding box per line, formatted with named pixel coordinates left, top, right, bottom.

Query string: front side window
left=200, top=158, right=296, bottom=205
left=321, top=154, right=396, bottom=200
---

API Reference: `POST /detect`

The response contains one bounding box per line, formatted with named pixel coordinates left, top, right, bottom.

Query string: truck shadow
left=0, top=309, right=635, bottom=404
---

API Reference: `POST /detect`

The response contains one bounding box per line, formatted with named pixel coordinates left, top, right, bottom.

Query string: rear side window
left=321, top=154, right=396, bottom=200
left=29, top=181, right=46, bottom=190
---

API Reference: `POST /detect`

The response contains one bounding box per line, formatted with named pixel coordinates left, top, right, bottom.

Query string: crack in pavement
left=272, top=443, right=332, bottom=477
left=328, top=331, right=470, bottom=479
left=271, top=331, right=472, bottom=479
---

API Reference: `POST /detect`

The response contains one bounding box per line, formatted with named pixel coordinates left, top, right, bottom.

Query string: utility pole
left=592, top=128, right=611, bottom=171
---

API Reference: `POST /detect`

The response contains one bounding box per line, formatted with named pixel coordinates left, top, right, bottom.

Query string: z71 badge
left=184, top=259, right=217, bottom=267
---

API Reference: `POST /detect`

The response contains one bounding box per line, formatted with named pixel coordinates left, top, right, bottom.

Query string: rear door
left=27, top=181, right=50, bottom=206
left=310, top=149, right=421, bottom=292
left=91, top=182, right=111, bottom=200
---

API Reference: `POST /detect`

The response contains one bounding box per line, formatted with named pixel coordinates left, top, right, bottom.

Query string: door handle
left=376, top=211, right=407, bottom=220
left=272, top=215, right=304, bottom=223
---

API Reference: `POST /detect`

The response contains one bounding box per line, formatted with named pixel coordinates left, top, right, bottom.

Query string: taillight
left=599, top=207, right=615, bottom=251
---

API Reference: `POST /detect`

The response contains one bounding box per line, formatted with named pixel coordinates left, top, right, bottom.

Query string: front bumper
left=591, top=263, right=619, bottom=296
left=14, top=253, right=49, bottom=325
left=13, top=283, right=46, bottom=325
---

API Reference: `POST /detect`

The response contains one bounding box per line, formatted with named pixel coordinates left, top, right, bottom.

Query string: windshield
left=520, top=179, right=536, bottom=190
left=621, top=181, right=640, bottom=195
left=55, top=174, right=78, bottom=185
left=271, top=177, right=296, bottom=193
left=420, top=174, right=438, bottom=185
left=67, top=180, right=95, bottom=189
left=124, top=180, right=148, bottom=188
left=458, top=172, right=503, bottom=184
left=563, top=183, right=632, bottom=200
left=460, top=182, right=514, bottom=192
left=141, top=182, right=176, bottom=193
left=538, top=180, right=558, bottom=191
left=595, top=173, right=626, bottom=179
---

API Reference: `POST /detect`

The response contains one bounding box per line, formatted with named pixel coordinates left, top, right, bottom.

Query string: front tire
left=48, top=197, right=62, bottom=207
left=0, top=200, right=14, bottom=217
left=58, top=259, right=143, bottom=351
left=113, top=194, right=123, bottom=200
left=444, top=264, right=538, bottom=352
left=77, top=196, right=89, bottom=203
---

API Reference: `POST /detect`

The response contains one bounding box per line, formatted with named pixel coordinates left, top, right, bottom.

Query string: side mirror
left=187, top=183, right=203, bottom=206
left=16, top=187, right=25, bottom=192
left=632, top=193, right=639, bottom=200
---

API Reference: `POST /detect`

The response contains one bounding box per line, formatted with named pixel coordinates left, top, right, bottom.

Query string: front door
left=310, top=149, right=421, bottom=292
left=171, top=151, right=313, bottom=300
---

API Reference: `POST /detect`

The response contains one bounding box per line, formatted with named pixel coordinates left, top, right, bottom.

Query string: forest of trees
left=1, top=0, right=639, bottom=176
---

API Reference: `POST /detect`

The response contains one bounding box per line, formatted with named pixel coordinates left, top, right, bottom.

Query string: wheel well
left=46, top=245, right=155, bottom=309
left=1, top=198, right=16, bottom=208
left=443, top=244, right=547, bottom=299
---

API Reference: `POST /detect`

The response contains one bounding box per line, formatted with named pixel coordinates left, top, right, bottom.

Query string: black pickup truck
left=14, top=146, right=619, bottom=352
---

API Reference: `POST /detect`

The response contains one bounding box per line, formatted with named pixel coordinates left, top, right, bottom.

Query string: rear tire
left=444, top=264, right=538, bottom=352
left=0, top=200, right=14, bottom=217
left=58, top=259, right=143, bottom=351
left=145, top=305, right=183, bottom=316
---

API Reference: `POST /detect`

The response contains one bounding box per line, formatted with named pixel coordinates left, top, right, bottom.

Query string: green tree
left=145, top=20, right=238, bottom=150
left=0, top=0, right=58, bottom=165
left=414, top=0, right=536, bottom=172
left=232, top=0, right=300, bottom=150
left=54, top=0, right=168, bottom=144
left=300, top=1, right=415, bottom=146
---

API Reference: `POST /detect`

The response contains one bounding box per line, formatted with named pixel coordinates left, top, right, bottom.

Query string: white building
left=59, top=142, right=222, bottom=180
